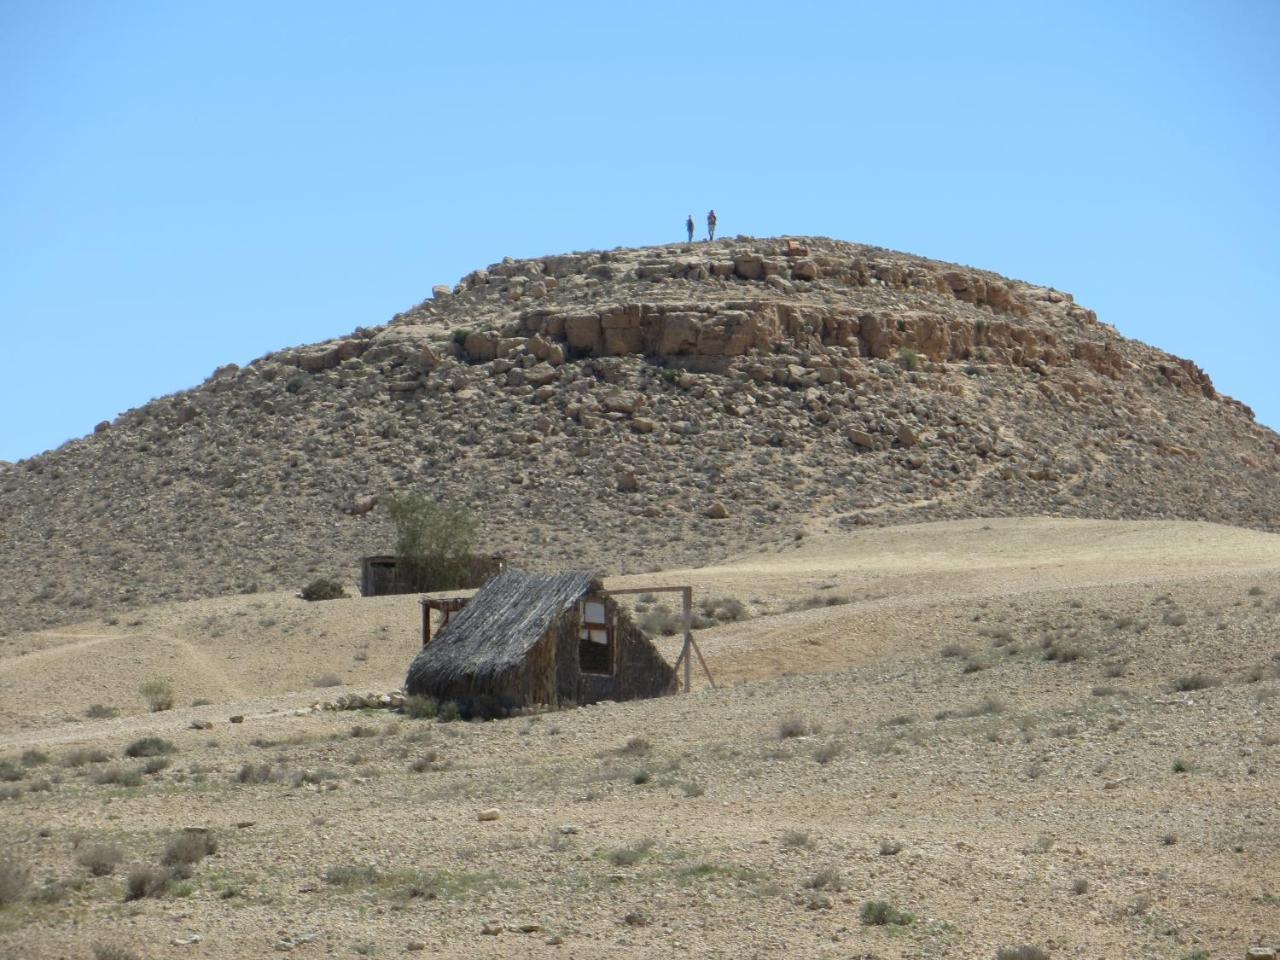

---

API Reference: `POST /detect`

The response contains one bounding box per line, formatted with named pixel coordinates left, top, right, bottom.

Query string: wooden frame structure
left=418, top=584, right=714, bottom=693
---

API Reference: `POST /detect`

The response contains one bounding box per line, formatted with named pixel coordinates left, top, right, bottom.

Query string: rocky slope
left=1, top=236, right=1277, bottom=635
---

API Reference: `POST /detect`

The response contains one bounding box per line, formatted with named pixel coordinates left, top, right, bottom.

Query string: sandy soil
left=1, top=518, right=1277, bottom=959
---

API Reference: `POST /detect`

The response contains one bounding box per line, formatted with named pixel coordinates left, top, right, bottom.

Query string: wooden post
left=681, top=586, right=692, bottom=695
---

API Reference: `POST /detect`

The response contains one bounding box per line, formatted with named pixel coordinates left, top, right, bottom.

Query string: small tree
left=383, top=494, right=479, bottom=592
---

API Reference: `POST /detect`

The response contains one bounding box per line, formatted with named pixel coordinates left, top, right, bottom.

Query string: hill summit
left=1, top=236, right=1276, bottom=635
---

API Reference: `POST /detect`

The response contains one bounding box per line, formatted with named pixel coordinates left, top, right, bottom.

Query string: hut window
left=578, top=599, right=612, bottom=675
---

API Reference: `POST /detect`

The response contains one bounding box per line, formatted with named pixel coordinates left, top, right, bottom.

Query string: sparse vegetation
left=237, top=762, right=274, bottom=784
left=92, top=765, right=143, bottom=788
left=402, top=694, right=439, bottom=719
left=85, top=704, right=119, bottom=719
left=324, top=863, right=381, bottom=887
left=139, top=678, right=174, bottom=712
left=92, top=945, right=141, bottom=960
left=63, top=747, right=110, bottom=767
left=311, top=673, right=343, bottom=688
left=812, top=741, right=842, bottom=764
left=878, top=839, right=903, bottom=856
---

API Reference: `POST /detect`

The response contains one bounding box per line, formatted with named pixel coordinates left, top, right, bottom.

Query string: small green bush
left=85, top=704, right=119, bottom=720
left=860, top=899, right=913, bottom=926
left=402, top=695, right=439, bottom=719
left=125, top=737, right=176, bottom=758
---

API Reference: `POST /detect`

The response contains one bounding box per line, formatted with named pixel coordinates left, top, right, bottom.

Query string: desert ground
left=1, top=517, right=1277, bottom=959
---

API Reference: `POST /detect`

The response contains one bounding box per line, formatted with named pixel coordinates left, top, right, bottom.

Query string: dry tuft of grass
left=1170, top=673, right=1220, bottom=692
left=605, top=838, right=655, bottom=867
left=805, top=866, right=842, bottom=891
left=77, top=844, right=125, bottom=877
left=778, top=716, right=811, bottom=739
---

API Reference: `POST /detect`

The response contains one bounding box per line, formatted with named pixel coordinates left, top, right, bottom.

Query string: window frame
left=577, top=596, right=614, bottom=676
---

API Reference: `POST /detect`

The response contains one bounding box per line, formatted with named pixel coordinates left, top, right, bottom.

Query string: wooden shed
left=359, top=553, right=505, bottom=597
left=404, top=570, right=676, bottom=713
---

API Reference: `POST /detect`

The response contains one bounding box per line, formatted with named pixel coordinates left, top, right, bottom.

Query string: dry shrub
left=606, top=838, right=655, bottom=866
left=301, top=577, right=347, bottom=601
left=63, top=748, right=111, bottom=767
left=139, top=679, right=174, bottom=713
left=0, top=857, right=31, bottom=906
left=77, top=844, right=126, bottom=876
left=161, top=829, right=217, bottom=869
left=236, top=762, right=273, bottom=784
left=805, top=867, right=843, bottom=891
left=124, top=865, right=171, bottom=901
left=996, top=948, right=1049, bottom=960
left=125, top=737, right=176, bottom=758
left=84, top=704, right=119, bottom=720
left=1170, top=673, right=1219, bottom=692
left=778, top=716, right=810, bottom=739
left=92, top=766, right=143, bottom=788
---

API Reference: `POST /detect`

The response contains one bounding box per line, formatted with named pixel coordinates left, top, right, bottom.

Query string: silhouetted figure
left=707, top=209, right=717, bottom=241
left=686, top=214, right=694, bottom=243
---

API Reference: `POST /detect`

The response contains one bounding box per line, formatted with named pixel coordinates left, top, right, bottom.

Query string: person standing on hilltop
left=685, top=214, right=694, bottom=243
left=707, top=209, right=717, bottom=241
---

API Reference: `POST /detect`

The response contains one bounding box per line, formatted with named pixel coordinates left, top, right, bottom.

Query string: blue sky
left=1, top=1, right=1276, bottom=461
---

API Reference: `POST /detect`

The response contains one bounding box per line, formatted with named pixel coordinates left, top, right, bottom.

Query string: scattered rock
left=477, top=808, right=501, bottom=822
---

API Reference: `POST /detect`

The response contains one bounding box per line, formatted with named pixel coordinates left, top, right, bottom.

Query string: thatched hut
left=404, top=570, right=676, bottom=712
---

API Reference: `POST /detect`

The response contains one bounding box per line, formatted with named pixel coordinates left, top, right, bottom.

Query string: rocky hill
left=1, top=236, right=1277, bottom=636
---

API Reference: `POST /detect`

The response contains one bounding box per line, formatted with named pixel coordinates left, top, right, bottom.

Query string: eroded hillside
left=1, top=237, right=1276, bottom=635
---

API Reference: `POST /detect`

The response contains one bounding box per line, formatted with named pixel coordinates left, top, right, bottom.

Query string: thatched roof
left=405, top=569, right=597, bottom=691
